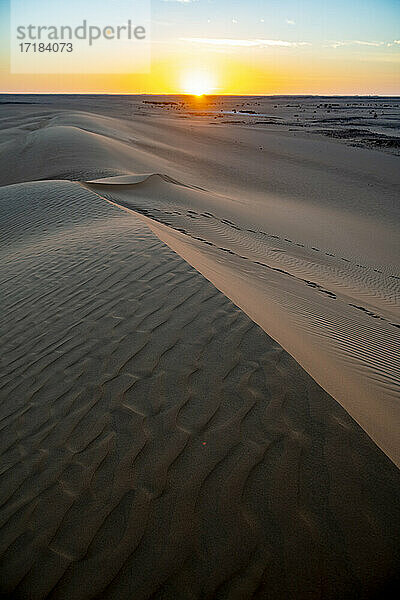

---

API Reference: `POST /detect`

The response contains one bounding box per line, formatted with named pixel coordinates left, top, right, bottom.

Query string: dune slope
left=0, top=179, right=399, bottom=599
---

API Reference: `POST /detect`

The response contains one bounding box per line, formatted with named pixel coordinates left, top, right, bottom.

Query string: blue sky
left=1, top=0, right=399, bottom=45
left=151, top=0, right=400, bottom=41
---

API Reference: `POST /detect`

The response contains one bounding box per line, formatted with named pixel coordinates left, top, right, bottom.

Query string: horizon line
left=1, top=92, right=400, bottom=97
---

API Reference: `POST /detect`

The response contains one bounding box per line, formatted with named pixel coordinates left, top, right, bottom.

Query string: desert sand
left=0, top=95, right=399, bottom=599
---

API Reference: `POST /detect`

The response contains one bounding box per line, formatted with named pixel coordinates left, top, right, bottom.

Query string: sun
left=182, top=72, right=214, bottom=96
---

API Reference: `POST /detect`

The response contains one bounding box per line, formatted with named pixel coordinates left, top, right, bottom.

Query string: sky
left=0, top=0, right=399, bottom=94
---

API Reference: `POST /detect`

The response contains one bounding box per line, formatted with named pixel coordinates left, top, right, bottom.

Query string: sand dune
left=0, top=97, right=399, bottom=599
left=84, top=166, right=400, bottom=466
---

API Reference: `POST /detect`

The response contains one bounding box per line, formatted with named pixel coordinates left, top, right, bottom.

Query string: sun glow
left=181, top=72, right=214, bottom=96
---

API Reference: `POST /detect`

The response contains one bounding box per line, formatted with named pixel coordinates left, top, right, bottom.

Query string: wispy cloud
left=349, top=40, right=385, bottom=46
left=180, top=37, right=398, bottom=51
left=286, top=19, right=296, bottom=25
left=181, top=38, right=311, bottom=48
left=328, top=40, right=386, bottom=49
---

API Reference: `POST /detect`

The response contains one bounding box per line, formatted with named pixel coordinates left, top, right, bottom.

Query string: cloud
left=181, top=38, right=258, bottom=47
left=328, top=40, right=385, bottom=48
left=161, top=0, right=197, bottom=3
left=181, top=38, right=311, bottom=48
left=286, top=19, right=296, bottom=25
left=353, top=40, right=384, bottom=46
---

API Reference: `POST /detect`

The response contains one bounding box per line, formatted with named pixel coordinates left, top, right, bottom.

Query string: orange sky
left=1, top=1, right=399, bottom=95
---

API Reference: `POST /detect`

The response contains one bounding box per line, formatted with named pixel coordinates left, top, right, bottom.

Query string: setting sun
left=181, top=72, right=214, bottom=96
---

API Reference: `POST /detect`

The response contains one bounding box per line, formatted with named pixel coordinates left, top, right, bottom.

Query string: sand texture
left=0, top=96, right=399, bottom=599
